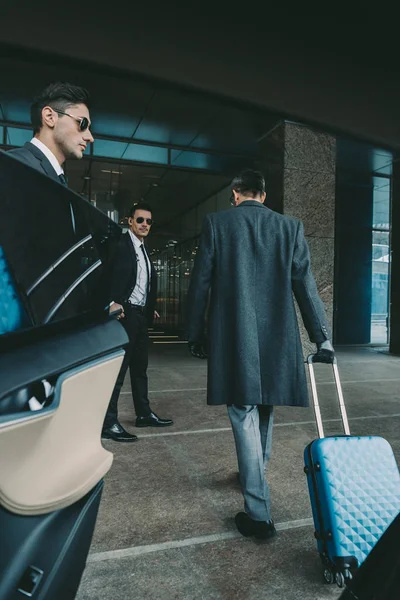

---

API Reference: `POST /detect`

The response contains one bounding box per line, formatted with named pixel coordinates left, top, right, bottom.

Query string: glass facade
left=0, top=110, right=394, bottom=345
left=5, top=126, right=32, bottom=146
left=154, top=237, right=199, bottom=330
left=151, top=184, right=230, bottom=330
left=371, top=176, right=391, bottom=343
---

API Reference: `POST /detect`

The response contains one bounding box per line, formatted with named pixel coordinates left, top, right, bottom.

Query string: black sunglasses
left=135, top=217, right=153, bottom=225
left=53, top=109, right=90, bottom=132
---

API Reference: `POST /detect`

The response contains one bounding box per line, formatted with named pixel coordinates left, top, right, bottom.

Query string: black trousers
left=103, top=305, right=151, bottom=428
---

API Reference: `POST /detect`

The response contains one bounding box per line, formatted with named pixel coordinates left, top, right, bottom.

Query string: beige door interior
left=0, top=351, right=124, bottom=516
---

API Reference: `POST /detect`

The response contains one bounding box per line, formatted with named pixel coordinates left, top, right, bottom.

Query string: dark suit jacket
left=186, top=200, right=330, bottom=408
left=8, top=142, right=60, bottom=182
left=108, top=232, right=157, bottom=325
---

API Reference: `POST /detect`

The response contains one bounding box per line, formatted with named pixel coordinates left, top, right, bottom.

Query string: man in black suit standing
left=186, top=169, right=333, bottom=540
left=102, top=202, right=173, bottom=442
left=8, top=81, right=93, bottom=190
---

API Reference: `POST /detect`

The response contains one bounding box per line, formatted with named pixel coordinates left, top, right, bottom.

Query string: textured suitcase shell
left=305, top=435, right=400, bottom=567
left=304, top=353, right=400, bottom=585
left=0, top=247, right=28, bottom=335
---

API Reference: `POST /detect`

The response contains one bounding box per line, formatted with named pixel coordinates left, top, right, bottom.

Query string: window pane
left=92, top=139, right=127, bottom=159
left=371, top=230, right=389, bottom=343
left=372, top=150, right=392, bottom=175
left=372, top=177, right=390, bottom=227
left=123, top=143, right=168, bottom=164
left=2, top=100, right=31, bottom=122
left=7, top=127, right=32, bottom=147
left=170, top=150, right=227, bottom=170
left=92, top=140, right=168, bottom=164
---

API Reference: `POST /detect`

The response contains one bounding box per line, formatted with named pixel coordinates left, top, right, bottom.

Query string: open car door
left=0, top=152, right=127, bottom=599
left=339, top=511, right=400, bottom=600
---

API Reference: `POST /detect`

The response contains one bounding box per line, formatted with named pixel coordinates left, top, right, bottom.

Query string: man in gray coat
left=186, top=169, right=333, bottom=540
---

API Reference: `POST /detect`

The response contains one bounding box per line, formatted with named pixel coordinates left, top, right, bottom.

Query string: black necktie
left=58, top=173, right=68, bottom=186
left=140, top=244, right=151, bottom=294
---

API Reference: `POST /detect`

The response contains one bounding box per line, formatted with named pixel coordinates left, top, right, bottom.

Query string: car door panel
left=0, top=481, right=104, bottom=600
left=0, top=319, right=127, bottom=599
left=0, top=151, right=126, bottom=599
left=0, top=151, right=121, bottom=332
left=0, top=351, right=123, bottom=516
left=0, top=320, right=127, bottom=400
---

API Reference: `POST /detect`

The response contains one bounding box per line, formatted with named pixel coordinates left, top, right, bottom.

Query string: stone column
left=282, top=122, right=336, bottom=355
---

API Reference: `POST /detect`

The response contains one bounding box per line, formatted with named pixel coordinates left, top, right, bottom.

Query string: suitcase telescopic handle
left=307, top=353, right=350, bottom=439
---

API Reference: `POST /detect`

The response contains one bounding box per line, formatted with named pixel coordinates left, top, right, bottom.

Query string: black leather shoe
left=235, top=512, right=276, bottom=540
left=102, top=423, right=138, bottom=442
left=136, top=411, right=173, bottom=428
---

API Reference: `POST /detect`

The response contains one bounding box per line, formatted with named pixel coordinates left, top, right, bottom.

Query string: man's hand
left=154, top=310, right=160, bottom=319
left=314, top=339, right=334, bottom=363
left=188, top=340, right=208, bottom=359
left=109, top=302, right=125, bottom=320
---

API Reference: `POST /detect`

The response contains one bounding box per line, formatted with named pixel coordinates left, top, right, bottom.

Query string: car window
left=0, top=150, right=121, bottom=350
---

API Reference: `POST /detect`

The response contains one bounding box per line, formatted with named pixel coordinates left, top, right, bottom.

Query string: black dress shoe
left=136, top=411, right=173, bottom=428
left=235, top=512, right=277, bottom=540
left=102, top=423, right=138, bottom=442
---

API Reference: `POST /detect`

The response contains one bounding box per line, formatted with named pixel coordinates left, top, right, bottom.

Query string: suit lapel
left=124, top=232, right=138, bottom=275
left=124, top=232, right=155, bottom=287
left=24, top=142, right=60, bottom=182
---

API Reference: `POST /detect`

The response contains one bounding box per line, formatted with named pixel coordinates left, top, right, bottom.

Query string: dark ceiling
left=1, top=8, right=400, bottom=150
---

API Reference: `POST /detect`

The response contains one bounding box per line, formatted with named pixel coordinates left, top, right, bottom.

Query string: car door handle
left=0, top=386, right=31, bottom=416
left=0, top=381, right=54, bottom=416
left=17, top=565, right=44, bottom=597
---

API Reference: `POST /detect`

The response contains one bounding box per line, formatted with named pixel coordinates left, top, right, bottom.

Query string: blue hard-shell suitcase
left=0, top=246, right=29, bottom=335
left=304, top=353, right=400, bottom=589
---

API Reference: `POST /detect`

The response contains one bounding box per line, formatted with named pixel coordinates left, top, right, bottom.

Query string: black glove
left=314, top=339, right=335, bottom=364
left=188, top=339, right=208, bottom=359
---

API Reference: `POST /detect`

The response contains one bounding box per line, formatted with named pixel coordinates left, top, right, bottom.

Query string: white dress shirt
left=128, top=230, right=151, bottom=306
left=30, top=138, right=64, bottom=176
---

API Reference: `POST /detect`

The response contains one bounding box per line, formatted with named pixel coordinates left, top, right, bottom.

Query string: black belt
left=125, top=302, right=147, bottom=314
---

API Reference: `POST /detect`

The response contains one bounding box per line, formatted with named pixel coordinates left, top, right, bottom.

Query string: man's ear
left=41, top=106, right=57, bottom=129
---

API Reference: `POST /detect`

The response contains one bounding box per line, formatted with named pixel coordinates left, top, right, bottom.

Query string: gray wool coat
left=186, top=201, right=330, bottom=407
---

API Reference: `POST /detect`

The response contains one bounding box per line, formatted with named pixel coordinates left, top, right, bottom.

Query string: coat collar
left=23, top=142, right=60, bottom=181
left=236, top=200, right=267, bottom=210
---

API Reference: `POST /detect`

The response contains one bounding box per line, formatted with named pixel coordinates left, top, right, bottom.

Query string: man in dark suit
left=102, top=202, right=173, bottom=442
left=8, top=81, right=93, bottom=190
left=186, top=169, right=334, bottom=540
left=2, top=82, right=94, bottom=325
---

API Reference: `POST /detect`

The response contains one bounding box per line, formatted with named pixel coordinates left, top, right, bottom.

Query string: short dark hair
left=128, top=202, right=153, bottom=218
left=31, top=82, right=91, bottom=133
left=231, top=169, right=266, bottom=197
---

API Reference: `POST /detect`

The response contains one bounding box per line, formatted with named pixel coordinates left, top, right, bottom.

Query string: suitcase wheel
left=335, top=571, right=345, bottom=588
left=323, top=568, right=334, bottom=584
left=323, top=566, right=352, bottom=587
